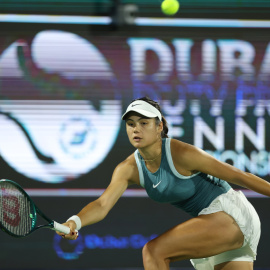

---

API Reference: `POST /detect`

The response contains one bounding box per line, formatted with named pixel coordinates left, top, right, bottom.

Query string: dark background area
left=0, top=1, right=269, bottom=269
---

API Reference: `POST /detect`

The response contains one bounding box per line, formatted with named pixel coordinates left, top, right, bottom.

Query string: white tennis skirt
left=190, top=189, right=261, bottom=269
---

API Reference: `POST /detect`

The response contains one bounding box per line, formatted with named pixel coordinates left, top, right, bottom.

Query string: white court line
left=0, top=14, right=112, bottom=24
left=135, top=17, right=270, bottom=28
left=25, top=188, right=267, bottom=198
left=0, top=14, right=269, bottom=28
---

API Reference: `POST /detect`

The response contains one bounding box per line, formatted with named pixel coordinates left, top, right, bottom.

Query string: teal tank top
left=134, top=138, right=231, bottom=217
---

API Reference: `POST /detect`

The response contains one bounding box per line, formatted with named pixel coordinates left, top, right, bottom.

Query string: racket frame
left=0, top=179, right=68, bottom=237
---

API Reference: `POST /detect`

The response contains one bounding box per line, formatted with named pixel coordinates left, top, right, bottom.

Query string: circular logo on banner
left=0, top=30, right=122, bottom=183
left=59, top=117, right=97, bottom=159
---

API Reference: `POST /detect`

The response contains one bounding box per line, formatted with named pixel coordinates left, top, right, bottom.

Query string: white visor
left=122, top=100, right=162, bottom=121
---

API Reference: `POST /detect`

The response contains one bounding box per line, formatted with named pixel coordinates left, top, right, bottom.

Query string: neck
left=138, top=139, right=162, bottom=162
left=141, top=151, right=162, bottom=162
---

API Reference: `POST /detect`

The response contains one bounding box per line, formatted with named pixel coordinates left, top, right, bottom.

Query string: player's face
left=125, top=113, right=162, bottom=149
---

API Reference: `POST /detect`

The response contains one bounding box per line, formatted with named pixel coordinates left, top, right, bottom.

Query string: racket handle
left=53, top=221, right=71, bottom=234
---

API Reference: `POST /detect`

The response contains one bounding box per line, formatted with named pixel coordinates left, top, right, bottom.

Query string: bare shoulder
left=170, top=138, right=204, bottom=172
left=113, top=153, right=140, bottom=186
left=170, top=138, right=199, bottom=156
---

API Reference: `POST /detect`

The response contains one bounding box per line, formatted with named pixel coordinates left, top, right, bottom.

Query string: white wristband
left=66, top=215, right=82, bottom=231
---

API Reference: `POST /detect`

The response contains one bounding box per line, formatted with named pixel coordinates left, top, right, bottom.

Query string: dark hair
left=132, top=97, right=169, bottom=138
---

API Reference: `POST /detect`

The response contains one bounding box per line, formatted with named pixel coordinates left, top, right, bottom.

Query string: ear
left=158, top=120, right=163, bottom=133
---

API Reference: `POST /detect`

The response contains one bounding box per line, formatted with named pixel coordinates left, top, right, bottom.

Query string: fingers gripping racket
left=0, top=179, right=70, bottom=237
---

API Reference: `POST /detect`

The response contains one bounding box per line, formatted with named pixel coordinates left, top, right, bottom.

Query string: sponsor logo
left=53, top=233, right=157, bottom=260
left=153, top=180, right=162, bottom=188
left=0, top=30, right=122, bottom=183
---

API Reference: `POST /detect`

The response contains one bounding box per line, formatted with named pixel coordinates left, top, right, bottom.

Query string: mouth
left=133, top=136, right=142, bottom=142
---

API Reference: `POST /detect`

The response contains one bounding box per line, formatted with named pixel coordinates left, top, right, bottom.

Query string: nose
left=133, top=124, right=140, bottom=133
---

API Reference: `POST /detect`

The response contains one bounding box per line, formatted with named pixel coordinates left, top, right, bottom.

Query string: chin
left=130, top=140, right=143, bottom=149
left=132, top=142, right=142, bottom=148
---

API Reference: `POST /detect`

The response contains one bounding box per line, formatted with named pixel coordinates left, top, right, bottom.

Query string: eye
left=127, top=122, right=134, bottom=127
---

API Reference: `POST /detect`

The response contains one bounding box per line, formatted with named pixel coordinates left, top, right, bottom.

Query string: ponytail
left=161, top=116, right=169, bottom=138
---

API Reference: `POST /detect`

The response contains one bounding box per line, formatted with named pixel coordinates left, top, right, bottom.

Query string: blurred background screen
left=0, top=0, right=269, bottom=269
left=0, top=0, right=270, bottom=18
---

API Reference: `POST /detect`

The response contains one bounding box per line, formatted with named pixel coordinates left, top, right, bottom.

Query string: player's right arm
left=62, top=155, right=139, bottom=239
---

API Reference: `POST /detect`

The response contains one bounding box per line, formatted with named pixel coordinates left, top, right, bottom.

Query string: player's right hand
left=56, top=220, right=79, bottom=240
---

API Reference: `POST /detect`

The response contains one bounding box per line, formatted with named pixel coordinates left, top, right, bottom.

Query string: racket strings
left=0, top=182, right=33, bottom=236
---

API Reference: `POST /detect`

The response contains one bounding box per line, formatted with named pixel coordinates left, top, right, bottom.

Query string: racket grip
left=54, top=221, right=71, bottom=234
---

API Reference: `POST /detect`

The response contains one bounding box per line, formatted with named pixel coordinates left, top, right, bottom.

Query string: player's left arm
left=172, top=139, right=270, bottom=197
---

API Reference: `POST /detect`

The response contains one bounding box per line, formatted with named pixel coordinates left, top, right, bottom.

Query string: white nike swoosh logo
left=153, top=180, right=162, bottom=188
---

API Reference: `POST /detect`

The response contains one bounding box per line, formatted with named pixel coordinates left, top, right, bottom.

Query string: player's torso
left=134, top=138, right=231, bottom=216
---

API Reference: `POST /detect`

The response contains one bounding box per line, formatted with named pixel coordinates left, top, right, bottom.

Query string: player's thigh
left=215, top=261, right=253, bottom=270
left=146, top=211, right=244, bottom=260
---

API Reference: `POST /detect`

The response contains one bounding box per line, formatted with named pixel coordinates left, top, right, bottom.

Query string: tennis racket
left=0, top=179, right=70, bottom=238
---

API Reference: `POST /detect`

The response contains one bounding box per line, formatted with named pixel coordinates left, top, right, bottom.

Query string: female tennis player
left=60, top=96, right=269, bottom=270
